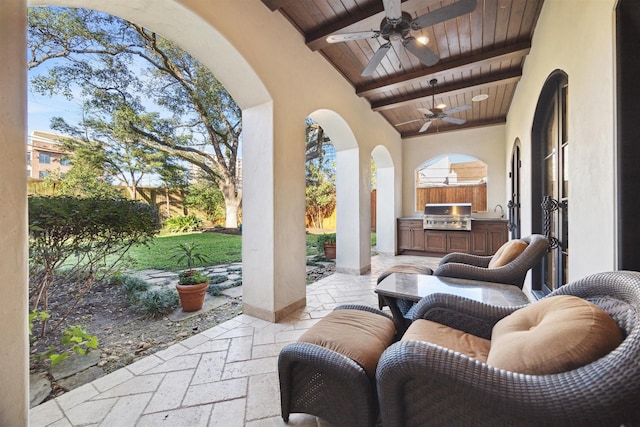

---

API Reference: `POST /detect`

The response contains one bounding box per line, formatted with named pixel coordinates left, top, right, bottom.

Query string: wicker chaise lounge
left=433, top=233, right=549, bottom=287
left=376, top=271, right=640, bottom=426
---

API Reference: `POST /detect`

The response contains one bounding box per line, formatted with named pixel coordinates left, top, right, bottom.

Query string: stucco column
left=336, top=147, right=371, bottom=274
left=0, top=0, right=29, bottom=424
left=376, top=166, right=396, bottom=254
left=241, top=102, right=307, bottom=321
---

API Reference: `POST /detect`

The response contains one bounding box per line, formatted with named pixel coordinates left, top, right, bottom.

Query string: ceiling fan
left=326, top=0, right=477, bottom=77
left=396, top=78, right=472, bottom=132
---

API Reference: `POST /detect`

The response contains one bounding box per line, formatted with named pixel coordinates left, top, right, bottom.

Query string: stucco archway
left=372, top=145, right=396, bottom=254
left=309, top=109, right=371, bottom=274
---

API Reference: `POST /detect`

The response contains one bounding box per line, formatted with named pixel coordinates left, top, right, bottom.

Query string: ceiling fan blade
left=442, top=116, right=466, bottom=125
left=361, top=43, right=391, bottom=77
left=395, top=118, right=424, bottom=126
left=326, top=31, right=380, bottom=43
left=417, top=108, right=433, bottom=115
left=411, top=0, right=477, bottom=30
left=382, top=0, right=402, bottom=22
left=419, top=121, right=433, bottom=132
left=403, top=37, right=440, bottom=66
left=443, top=105, right=472, bottom=114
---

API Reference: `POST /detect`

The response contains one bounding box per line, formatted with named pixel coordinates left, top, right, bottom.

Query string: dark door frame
left=508, top=139, right=522, bottom=239
left=531, top=70, right=568, bottom=296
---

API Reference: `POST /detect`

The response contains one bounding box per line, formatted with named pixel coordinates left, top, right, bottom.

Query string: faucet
left=493, top=204, right=504, bottom=217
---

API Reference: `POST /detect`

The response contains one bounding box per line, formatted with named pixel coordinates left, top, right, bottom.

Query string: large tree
left=28, top=7, right=242, bottom=227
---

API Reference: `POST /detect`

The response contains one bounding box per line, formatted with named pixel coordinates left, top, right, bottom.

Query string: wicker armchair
left=376, top=271, right=640, bottom=426
left=433, top=234, right=549, bottom=288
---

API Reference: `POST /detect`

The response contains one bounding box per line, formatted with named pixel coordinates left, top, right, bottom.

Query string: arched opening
left=308, top=109, right=370, bottom=274
left=371, top=145, right=395, bottom=255
left=508, top=138, right=522, bottom=239
left=414, top=154, right=488, bottom=212
left=531, top=70, right=569, bottom=296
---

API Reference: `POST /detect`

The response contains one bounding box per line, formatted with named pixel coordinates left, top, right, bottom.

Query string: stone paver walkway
left=29, top=254, right=440, bottom=426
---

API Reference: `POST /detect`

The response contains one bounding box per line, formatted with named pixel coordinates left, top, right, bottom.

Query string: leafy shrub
left=29, top=311, right=99, bottom=367
left=164, top=215, right=203, bottom=233
left=184, top=182, right=226, bottom=225
left=177, top=270, right=210, bottom=285
left=209, top=275, right=228, bottom=285
left=136, top=288, right=179, bottom=317
left=119, top=275, right=150, bottom=303
left=28, top=196, right=161, bottom=336
left=207, top=279, right=241, bottom=296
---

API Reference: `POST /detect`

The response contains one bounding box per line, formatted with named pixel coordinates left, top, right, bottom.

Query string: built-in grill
left=423, top=203, right=472, bottom=231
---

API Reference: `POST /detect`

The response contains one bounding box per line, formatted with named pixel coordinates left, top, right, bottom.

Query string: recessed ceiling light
left=472, top=94, right=489, bottom=102
left=416, top=35, right=429, bottom=45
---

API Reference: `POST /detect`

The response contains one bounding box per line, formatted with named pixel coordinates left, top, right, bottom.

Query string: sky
left=27, top=60, right=85, bottom=137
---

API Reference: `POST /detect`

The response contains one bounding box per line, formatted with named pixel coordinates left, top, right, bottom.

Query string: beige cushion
left=487, top=295, right=624, bottom=374
left=402, top=319, right=490, bottom=362
left=488, top=239, right=528, bottom=268
left=298, top=309, right=396, bottom=377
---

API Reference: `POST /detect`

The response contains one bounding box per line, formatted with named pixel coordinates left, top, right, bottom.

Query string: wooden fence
left=415, top=184, right=487, bottom=212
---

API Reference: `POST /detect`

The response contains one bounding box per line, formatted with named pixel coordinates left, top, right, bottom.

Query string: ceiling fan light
left=436, top=103, right=447, bottom=109
left=472, top=94, right=489, bottom=102
left=417, top=35, right=429, bottom=45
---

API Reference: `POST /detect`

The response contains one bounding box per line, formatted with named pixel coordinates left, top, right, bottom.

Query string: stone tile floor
left=29, top=254, right=440, bottom=426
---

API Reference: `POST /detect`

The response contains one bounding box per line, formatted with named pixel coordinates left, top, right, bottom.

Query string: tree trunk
left=220, top=177, right=242, bottom=228
left=225, top=204, right=239, bottom=228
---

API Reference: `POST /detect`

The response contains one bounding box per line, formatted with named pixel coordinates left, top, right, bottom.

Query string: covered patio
left=0, top=0, right=635, bottom=424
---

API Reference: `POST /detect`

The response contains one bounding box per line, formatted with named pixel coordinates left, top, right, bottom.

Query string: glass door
left=508, top=141, right=521, bottom=239
left=532, top=72, right=569, bottom=294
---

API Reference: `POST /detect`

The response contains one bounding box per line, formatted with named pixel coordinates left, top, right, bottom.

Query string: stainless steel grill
left=423, top=203, right=472, bottom=231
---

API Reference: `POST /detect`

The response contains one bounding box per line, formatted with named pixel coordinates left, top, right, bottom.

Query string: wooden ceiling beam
left=356, top=41, right=531, bottom=97
left=305, top=0, right=410, bottom=51
left=400, top=118, right=506, bottom=138
left=262, top=0, right=293, bottom=11
left=371, top=69, right=522, bottom=111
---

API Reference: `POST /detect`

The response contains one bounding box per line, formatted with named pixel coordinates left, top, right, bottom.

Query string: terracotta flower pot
left=176, top=281, right=209, bottom=312
left=323, top=242, right=337, bottom=259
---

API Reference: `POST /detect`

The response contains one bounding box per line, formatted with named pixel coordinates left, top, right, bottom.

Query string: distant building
left=27, top=131, right=72, bottom=179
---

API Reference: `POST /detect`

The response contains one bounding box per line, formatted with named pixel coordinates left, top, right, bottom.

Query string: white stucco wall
left=0, top=2, right=29, bottom=425
left=402, top=125, right=507, bottom=216
left=505, top=0, right=617, bottom=285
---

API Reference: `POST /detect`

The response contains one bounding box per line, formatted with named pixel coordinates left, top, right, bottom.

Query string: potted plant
left=171, top=242, right=210, bottom=312
left=316, top=233, right=337, bottom=259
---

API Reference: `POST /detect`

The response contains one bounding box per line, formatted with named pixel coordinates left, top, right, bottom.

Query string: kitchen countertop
left=398, top=217, right=508, bottom=222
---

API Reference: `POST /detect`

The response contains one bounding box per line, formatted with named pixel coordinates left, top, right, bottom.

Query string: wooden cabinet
left=397, top=219, right=424, bottom=251
left=424, top=232, right=446, bottom=253
left=471, top=221, right=508, bottom=256
left=447, top=231, right=470, bottom=253
left=397, top=218, right=507, bottom=256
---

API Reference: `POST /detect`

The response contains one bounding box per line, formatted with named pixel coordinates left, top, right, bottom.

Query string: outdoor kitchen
left=398, top=202, right=508, bottom=257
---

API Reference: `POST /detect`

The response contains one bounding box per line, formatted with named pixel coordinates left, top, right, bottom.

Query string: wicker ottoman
left=278, top=305, right=396, bottom=427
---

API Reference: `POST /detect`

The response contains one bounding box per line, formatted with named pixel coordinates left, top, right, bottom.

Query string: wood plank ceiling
left=261, top=0, right=544, bottom=138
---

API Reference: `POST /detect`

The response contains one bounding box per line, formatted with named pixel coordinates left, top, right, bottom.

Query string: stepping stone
left=30, top=373, right=51, bottom=408
left=50, top=350, right=101, bottom=380
left=221, top=286, right=242, bottom=298
left=56, top=367, right=104, bottom=392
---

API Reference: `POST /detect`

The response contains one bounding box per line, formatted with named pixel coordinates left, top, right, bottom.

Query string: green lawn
left=124, top=231, right=376, bottom=271
left=127, top=232, right=242, bottom=270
